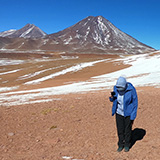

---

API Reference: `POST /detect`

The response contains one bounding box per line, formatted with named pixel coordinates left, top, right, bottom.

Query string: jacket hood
left=116, top=76, right=127, bottom=88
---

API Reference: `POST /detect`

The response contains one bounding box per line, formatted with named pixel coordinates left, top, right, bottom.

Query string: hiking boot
left=117, top=146, right=123, bottom=152
left=124, top=146, right=129, bottom=152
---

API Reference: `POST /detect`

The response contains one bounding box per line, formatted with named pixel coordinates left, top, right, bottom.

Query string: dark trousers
left=116, top=113, right=132, bottom=148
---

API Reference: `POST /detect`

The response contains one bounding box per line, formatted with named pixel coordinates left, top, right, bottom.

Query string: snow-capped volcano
left=0, top=24, right=47, bottom=38
left=48, top=16, right=154, bottom=54
left=0, top=16, right=155, bottom=54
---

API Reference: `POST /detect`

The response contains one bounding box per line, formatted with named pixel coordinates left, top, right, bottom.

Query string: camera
left=111, top=91, right=115, bottom=96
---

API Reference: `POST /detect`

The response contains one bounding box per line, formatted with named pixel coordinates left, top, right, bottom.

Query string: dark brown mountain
left=46, top=16, right=155, bottom=54
left=0, top=16, right=156, bottom=54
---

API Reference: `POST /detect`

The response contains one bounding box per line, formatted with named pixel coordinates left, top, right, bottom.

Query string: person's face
left=116, top=87, right=125, bottom=92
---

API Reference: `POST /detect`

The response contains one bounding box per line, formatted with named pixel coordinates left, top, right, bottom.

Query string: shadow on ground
left=130, top=128, right=146, bottom=149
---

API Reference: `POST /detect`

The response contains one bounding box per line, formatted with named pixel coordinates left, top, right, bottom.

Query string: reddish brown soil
left=0, top=52, right=160, bottom=159
left=0, top=87, right=160, bottom=160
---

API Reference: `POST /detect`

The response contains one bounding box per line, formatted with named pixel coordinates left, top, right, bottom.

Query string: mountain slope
left=0, top=24, right=47, bottom=38
left=47, top=16, right=155, bottom=54
left=0, top=16, right=155, bottom=54
left=0, top=30, right=16, bottom=37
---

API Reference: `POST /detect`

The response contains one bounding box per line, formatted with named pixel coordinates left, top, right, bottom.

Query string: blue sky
left=0, top=0, right=160, bottom=49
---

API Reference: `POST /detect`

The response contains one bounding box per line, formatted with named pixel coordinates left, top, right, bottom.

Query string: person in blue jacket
left=109, top=76, right=138, bottom=152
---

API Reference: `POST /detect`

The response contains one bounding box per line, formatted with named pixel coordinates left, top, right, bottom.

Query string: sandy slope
left=0, top=87, right=160, bottom=160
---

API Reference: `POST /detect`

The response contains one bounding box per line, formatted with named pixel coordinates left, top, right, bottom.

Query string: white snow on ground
left=25, top=59, right=109, bottom=85
left=62, top=156, right=73, bottom=160
left=93, top=53, right=160, bottom=87
left=0, top=56, right=78, bottom=67
left=0, top=98, right=60, bottom=107
left=0, top=29, right=16, bottom=37
left=0, top=59, right=25, bottom=66
left=62, top=156, right=84, bottom=160
left=64, top=36, right=73, bottom=44
left=18, top=65, right=66, bottom=80
left=20, top=26, right=35, bottom=37
left=60, top=55, right=79, bottom=59
left=0, top=87, right=19, bottom=93
left=0, top=69, right=21, bottom=75
left=0, top=52, right=160, bottom=106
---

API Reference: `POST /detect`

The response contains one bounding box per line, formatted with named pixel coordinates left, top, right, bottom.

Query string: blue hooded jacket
left=109, top=80, right=138, bottom=120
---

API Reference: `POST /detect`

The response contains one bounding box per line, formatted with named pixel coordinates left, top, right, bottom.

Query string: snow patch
left=37, top=27, right=46, bottom=36
left=1, top=53, right=160, bottom=106
left=84, top=27, right=90, bottom=41
left=25, top=59, right=108, bottom=84
left=0, top=59, right=25, bottom=66
left=92, top=53, right=160, bottom=87
left=64, top=36, right=73, bottom=44
left=61, top=55, right=79, bottom=59
left=62, top=156, right=84, bottom=160
left=18, top=65, right=66, bottom=80
left=20, top=26, right=35, bottom=37
left=62, top=156, right=73, bottom=160
left=0, top=86, right=19, bottom=92
left=0, top=29, right=16, bottom=37
left=97, top=17, right=108, bottom=34
left=1, top=98, right=61, bottom=107
left=18, top=42, right=25, bottom=49
left=0, top=69, right=21, bottom=75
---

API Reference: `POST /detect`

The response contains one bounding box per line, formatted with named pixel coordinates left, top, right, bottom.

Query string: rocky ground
left=0, top=52, right=160, bottom=159
left=0, top=87, right=160, bottom=160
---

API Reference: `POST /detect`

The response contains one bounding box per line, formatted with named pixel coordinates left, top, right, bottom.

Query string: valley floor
left=0, top=87, right=160, bottom=160
left=0, top=51, right=160, bottom=159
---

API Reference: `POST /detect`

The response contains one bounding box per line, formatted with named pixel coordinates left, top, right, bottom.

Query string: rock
left=8, top=132, right=14, bottom=136
left=36, top=136, right=43, bottom=142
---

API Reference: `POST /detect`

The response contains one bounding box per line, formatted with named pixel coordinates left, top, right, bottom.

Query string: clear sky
left=0, top=0, right=160, bottom=50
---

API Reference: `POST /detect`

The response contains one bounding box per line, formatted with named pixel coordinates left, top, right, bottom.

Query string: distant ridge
left=0, top=24, right=47, bottom=38
left=0, top=16, right=156, bottom=54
